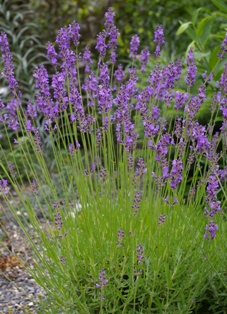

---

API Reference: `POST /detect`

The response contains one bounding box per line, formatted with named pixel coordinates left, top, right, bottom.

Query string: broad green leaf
left=209, top=46, right=220, bottom=70
left=211, top=0, right=227, bottom=13
left=194, top=50, right=210, bottom=61
left=192, top=8, right=203, bottom=25
left=185, top=26, right=197, bottom=41
left=196, top=17, right=213, bottom=46
left=176, top=22, right=192, bottom=36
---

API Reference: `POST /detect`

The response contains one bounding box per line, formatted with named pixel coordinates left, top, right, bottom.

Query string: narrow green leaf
left=194, top=50, right=210, bottom=61
left=211, top=0, right=227, bottom=13
left=192, top=8, right=203, bottom=25
left=209, top=46, right=220, bottom=70
left=196, top=17, right=213, bottom=46
left=176, top=22, right=192, bottom=36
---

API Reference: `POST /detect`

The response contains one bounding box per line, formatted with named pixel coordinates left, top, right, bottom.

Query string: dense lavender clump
left=1, top=11, right=227, bottom=301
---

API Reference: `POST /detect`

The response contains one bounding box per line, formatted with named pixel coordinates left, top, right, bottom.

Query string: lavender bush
left=1, top=8, right=227, bottom=313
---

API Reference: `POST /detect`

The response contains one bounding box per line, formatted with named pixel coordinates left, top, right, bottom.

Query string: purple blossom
left=114, top=64, right=124, bottom=82
left=25, top=119, right=35, bottom=132
left=110, top=51, right=116, bottom=63
left=56, top=26, right=70, bottom=54
left=185, top=48, right=197, bottom=86
left=184, top=96, right=201, bottom=118
left=46, top=42, right=58, bottom=67
left=218, top=32, right=227, bottom=59
left=33, top=65, right=57, bottom=119
left=136, top=244, right=144, bottom=265
left=150, top=133, right=174, bottom=162
left=60, top=49, right=77, bottom=85
left=96, top=31, right=107, bottom=58
left=205, top=170, right=221, bottom=217
left=82, top=71, right=98, bottom=98
left=174, top=91, right=188, bottom=110
left=108, top=26, right=119, bottom=52
left=33, top=128, right=42, bottom=152
left=116, top=228, right=124, bottom=246
left=170, top=159, right=183, bottom=189
left=67, top=21, right=81, bottom=46
left=104, top=8, right=115, bottom=31
left=100, top=166, right=107, bottom=179
left=51, top=71, right=68, bottom=112
left=8, top=162, right=17, bottom=177
left=82, top=46, right=92, bottom=73
left=158, top=214, right=166, bottom=225
left=0, top=32, right=19, bottom=95
left=196, top=134, right=210, bottom=154
left=140, top=46, right=150, bottom=72
left=153, top=25, right=165, bottom=57
left=0, top=179, right=9, bottom=194
left=134, top=158, right=147, bottom=179
left=96, top=269, right=108, bottom=289
left=204, top=220, right=218, bottom=239
left=5, top=99, right=20, bottom=131
left=96, top=128, right=102, bottom=147
left=99, top=63, right=110, bottom=87
left=218, top=64, right=227, bottom=94
left=131, top=190, right=142, bottom=215
left=31, top=179, right=39, bottom=195
left=26, top=101, right=37, bottom=119
left=97, top=85, right=112, bottom=114
left=70, top=86, right=84, bottom=121
left=54, top=212, right=63, bottom=231
left=129, top=35, right=140, bottom=60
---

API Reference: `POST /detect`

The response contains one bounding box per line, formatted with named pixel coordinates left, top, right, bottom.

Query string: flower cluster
left=185, top=48, right=197, bottom=87
left=131, top=190, right=142, bottom=215
left=0, top=179, right=9, bottom=194
left=116, top=228, right=124, bottom=246
left=96, top=269, right=108, bottom=300
left=153, top=25, right=165, bottom=57
left=204, top=220, right=218, bottom=240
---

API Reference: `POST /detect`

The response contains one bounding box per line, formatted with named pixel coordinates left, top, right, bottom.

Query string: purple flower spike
left=116, top=228, right=124, bottom=246
left=130, top=35, right=140, bottom=60
left=170, top=159, right=183, bottom=189
left=96, top=31, right=107, bottom=58
left=67, top=21, right=81, bottom=46
left=46, top=42, right=58, bottom=67
left=158, top=214, right=166, bottom=225
left=153, top=25, right=165, bottom=57
left=140, top=46, right=150, bottom=72
left=0, top=179, right=9, bottom=194
left=96, top=269, right=108, bottom=289
left=114, top=64, right=124, bottom=82
left=204, top=220, right=218, bottom=240
left=104, top=8, right=115, bottom=31
left=0, top=32, right=19, bottom=95
left=82, top=46, right=92, bottom=73
left=185, top=48, right=197, bottom=87
left=136, top=244, right=144, bottom=264
left=218, top=32, right=227, bottom=59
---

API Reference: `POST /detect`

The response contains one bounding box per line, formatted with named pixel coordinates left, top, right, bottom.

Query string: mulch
left=0, top=202, right=46, bottom=314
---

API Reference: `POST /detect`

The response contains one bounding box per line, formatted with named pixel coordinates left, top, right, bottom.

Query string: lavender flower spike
left=96, top=269, right=108, bottom=289
left=204, top=221, right=218, bottom=240
left=0, top=32, right=19, bottom=95
left=153, top=25, right=165, bottom=57
left=129, top=35, right=140, bottom=60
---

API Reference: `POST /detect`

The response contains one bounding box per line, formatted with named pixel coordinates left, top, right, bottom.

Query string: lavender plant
left=1, top=7, right=227, bottom=313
